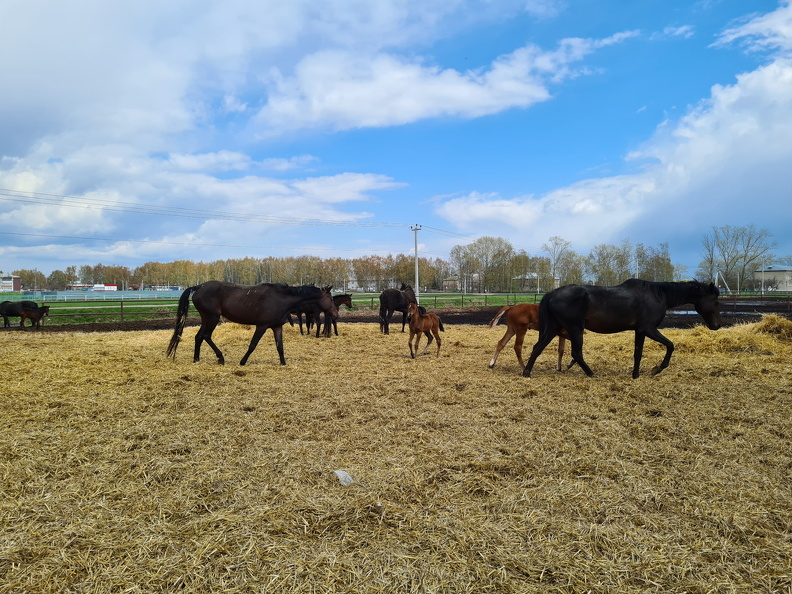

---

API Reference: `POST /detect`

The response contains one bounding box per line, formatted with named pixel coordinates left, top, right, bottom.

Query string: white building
left=754, top=266, right=792, bottom=291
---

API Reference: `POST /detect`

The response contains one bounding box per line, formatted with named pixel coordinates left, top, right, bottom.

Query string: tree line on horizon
left=9, top=225, right=783, bottom=293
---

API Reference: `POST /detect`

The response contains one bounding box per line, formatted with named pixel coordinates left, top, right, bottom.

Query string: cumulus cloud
left=254, top=32, right=637, bottom=134
left=434, top=4, right=792, bottom=261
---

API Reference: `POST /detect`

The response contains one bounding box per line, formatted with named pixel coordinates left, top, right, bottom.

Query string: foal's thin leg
left=240, top=326, right=268, bottom=366
left=433, top=329, right=442, bottom=357
left=488, top=327, right=513, bottom=369
left=414, top=332, right=423, bottom=358
left=513, top=328, right=527, bottom=368
left=422, top=330, right=433, bottom=355
left=556, top=336, right=565, bottom=372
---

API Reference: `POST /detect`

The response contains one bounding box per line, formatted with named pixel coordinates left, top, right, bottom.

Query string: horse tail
left=488, top=305, right=511, bottom=328
left=537, top=292, right=553, bottom=337
left=378, top=293, right=389, bottom=323
left=438, top=318, right=445, bottom=332
left=167, top=285, right=200, bottom=358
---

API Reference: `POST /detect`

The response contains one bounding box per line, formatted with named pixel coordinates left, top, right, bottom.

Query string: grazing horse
left=407, top=302, right=444, bottom=358
left=379, top=283, right=417, bottom=334
left=523, top=279, right=721, bottom=379
left=167, top=282, right=338, bottom=366
left=19, top=306, right=50, bottom=329
left=290, top=285, right=336, bottom=337
left=488, top=303, right=569, bottom=372
left=0, top=300, right=39, bottom=327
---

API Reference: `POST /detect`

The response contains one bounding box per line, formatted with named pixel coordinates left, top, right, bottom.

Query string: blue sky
left=1, top=0, right=790, bottom=277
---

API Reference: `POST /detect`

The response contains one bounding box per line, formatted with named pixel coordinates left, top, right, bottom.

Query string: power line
left=0, top=187, right=407, bottom=228
left=0, top=230, right=412, bottom=254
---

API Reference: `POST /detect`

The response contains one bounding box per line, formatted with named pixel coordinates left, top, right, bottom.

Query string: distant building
left=0, top=273, right=22, bottom=292
left=754, top=266, right=792, bottom=291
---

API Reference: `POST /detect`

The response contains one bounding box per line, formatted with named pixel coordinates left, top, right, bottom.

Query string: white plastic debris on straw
left=332, top=470, right=355, bottom=486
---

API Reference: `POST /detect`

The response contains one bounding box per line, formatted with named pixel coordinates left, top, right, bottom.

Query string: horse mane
left=257, top=283, right=322, bottom=298
left=622, top=278, right=714, bottom=305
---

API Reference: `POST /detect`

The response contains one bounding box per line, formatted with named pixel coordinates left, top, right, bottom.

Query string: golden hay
left=1, top=318, right=790, bottom=593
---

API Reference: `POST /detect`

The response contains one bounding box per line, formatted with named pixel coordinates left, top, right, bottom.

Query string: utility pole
left=411, top=224, right=421, bottom=303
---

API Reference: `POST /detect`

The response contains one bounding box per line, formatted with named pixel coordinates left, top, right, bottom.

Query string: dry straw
left=1, top=315, right=790, bottom=592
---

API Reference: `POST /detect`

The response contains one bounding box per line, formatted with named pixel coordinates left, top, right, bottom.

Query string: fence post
left=120, top=300, right=124, bottom=321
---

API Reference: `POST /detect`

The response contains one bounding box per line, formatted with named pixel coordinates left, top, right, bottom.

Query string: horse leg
left=522, top=332, right=558, bottom=377
left=240, top=326, right=268, bottom=366
left=557, top=336, right=566, bottom=372
left=643, top=328, right=675, bottom=377
left=567, top=329, right=594, bottom=377
left=408, top=330, right=417, bottom=358
left=433, top=328, right=442, bottom=357
left=489, top=327, right=516, bottom=369
left=422, top=330, right=433, bottom=355
left=195, top=317, right=224, bottom=364
left=631, top=332, right=646, bottom=379
left=273, top=325, right=287, bottom=365
left=513, top=328, right=528, bottom=369
left=401, top=311, right=408, bottom=332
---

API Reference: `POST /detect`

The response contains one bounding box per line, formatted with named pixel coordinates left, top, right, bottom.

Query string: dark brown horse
left=1, top=300, right=39, bottom=327
left=19, top=306, right=50, bottom=329
left=167, top=282, right=338, bottom=366
left=523, top=279, right=721, bottom=379
left=407, top=302, right=444, bottom=358
left=379, top=283, right=417, bottom=334
left=308, top=293, right=353, bottom=337
left=290, top=285, right=336, bottom=337
left=488, top=303, right=568, bottom=372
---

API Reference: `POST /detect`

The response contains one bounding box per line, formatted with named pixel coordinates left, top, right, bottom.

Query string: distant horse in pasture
left=167, top=282, right=338, bottom=366
left=379, top=283, right=417, bottom=334
left=290, top=285, right=336, bottom=337
left=488, top=303, right=569, bottom=372
left=19, top=305, right=50, bottom=329
left=523, top=279, right=721, bottom=379
left=1, top=300, right=39, bottom=327
left=407, top=302, right=444, bottom=358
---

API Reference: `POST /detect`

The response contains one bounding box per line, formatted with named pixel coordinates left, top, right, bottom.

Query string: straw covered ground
left=1, top=316, right=791, bottom=593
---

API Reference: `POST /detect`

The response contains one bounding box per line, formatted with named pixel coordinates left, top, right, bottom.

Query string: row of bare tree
left=11, top=225, right=783, bottom=292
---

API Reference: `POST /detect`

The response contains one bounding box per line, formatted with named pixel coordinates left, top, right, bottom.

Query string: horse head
left=694, top=281, right=721, bottom=330
left=319, top=286, right=339, bottom=320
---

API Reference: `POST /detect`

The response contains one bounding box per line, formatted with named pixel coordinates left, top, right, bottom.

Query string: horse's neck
left=660, top=282, right=697, bottom=308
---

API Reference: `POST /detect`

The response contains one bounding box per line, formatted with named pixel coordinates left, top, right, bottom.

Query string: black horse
left=523, top=279, right=721, bottom=379
left=379, top=283, right=417, bottom=334
left=1, top=300, right=40, bottom=327
left=307, top=293, right=354, bottom=337
left=19, top=306, right=50, bottom=329
left=167, top=282, right=338, bottom=366
left=290, top=285, right=336, bottom=337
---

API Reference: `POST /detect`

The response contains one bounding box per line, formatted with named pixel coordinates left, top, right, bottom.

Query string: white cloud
left=715, top=1, right=792, bottom=55
left=254, top=32, right=637, bottom=134
left=435, top=6, right=792, bottom=261
left=663, top=25, right=695, bottom=39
